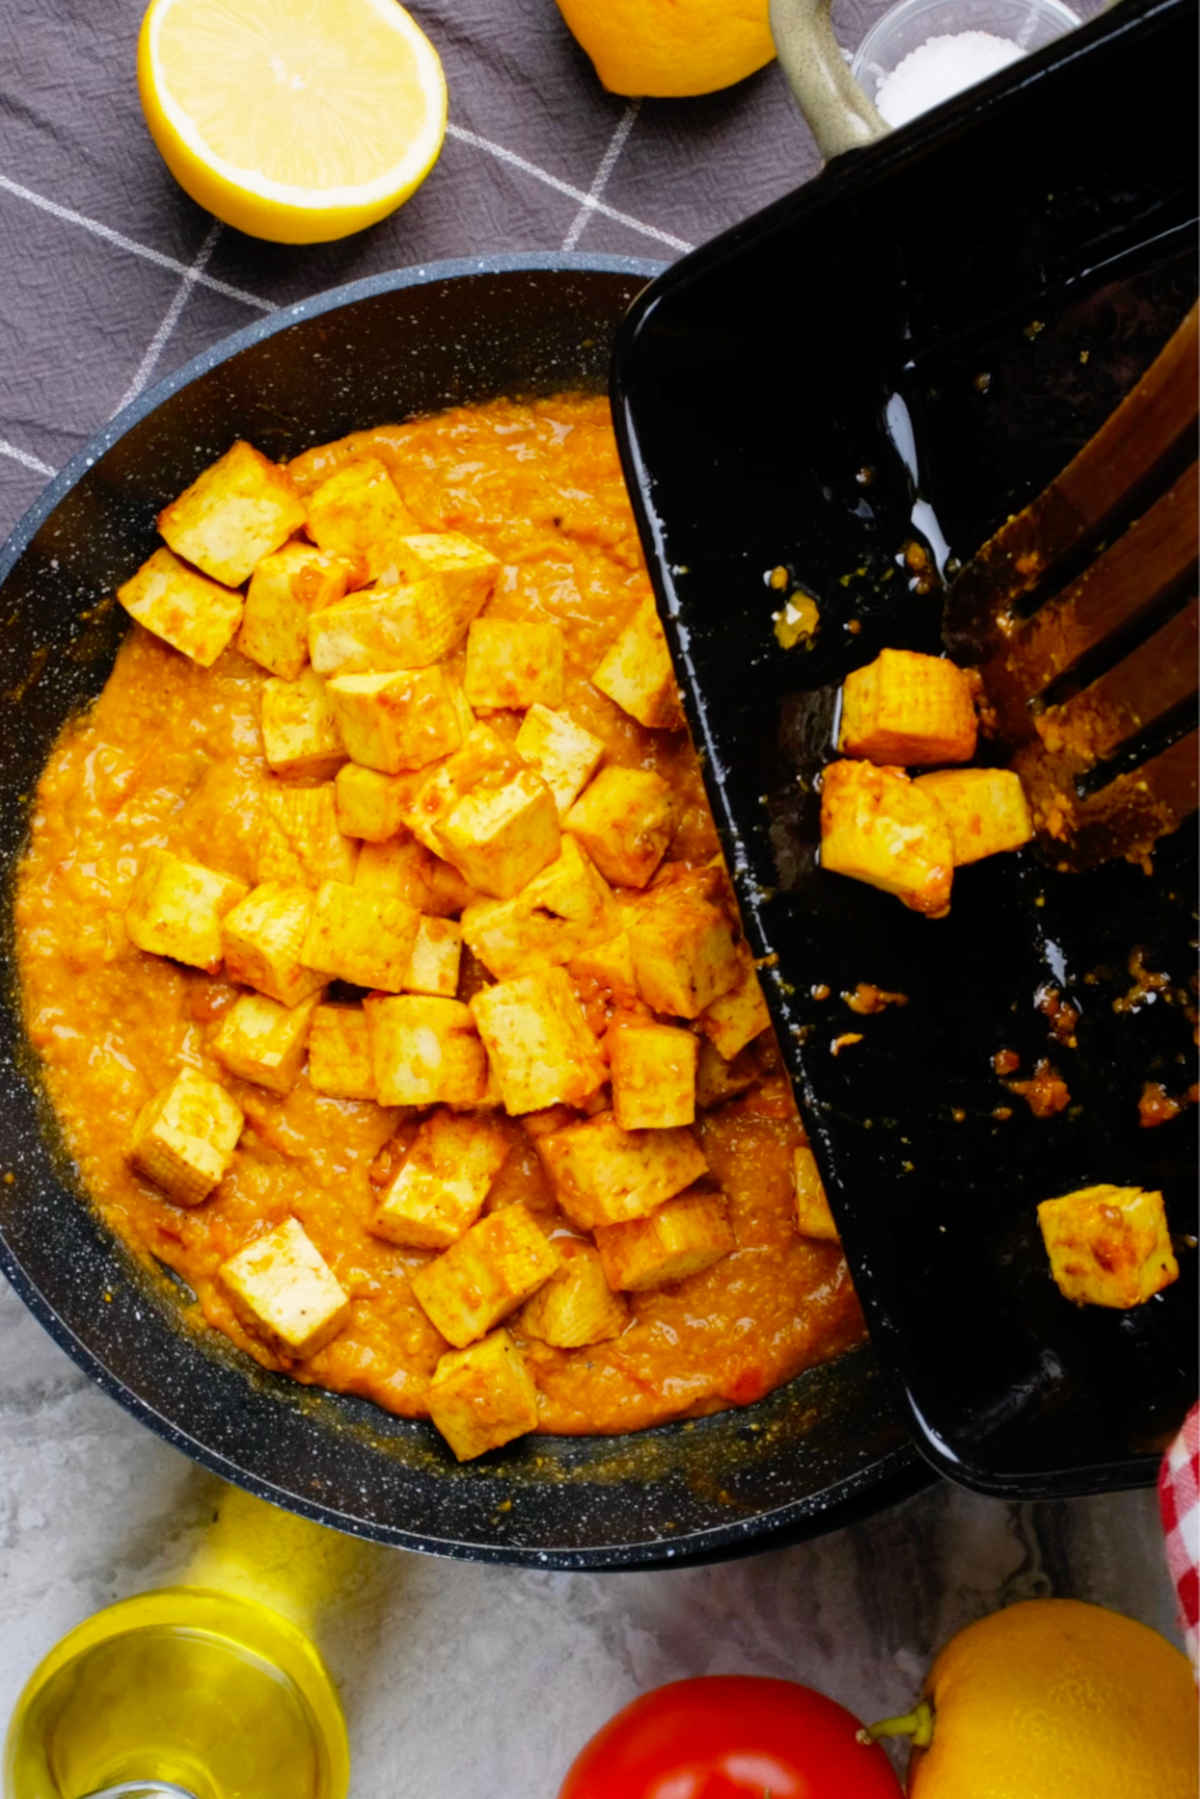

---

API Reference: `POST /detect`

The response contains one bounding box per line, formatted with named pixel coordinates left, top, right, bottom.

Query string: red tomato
left=558, top=1675, right=903, bottom=1799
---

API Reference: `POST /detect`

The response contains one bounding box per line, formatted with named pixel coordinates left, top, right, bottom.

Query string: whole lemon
left=553, top=0, right=775, bottom=97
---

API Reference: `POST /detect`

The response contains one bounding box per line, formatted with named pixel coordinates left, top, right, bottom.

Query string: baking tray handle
left=770, top=0, right=889, bottom=158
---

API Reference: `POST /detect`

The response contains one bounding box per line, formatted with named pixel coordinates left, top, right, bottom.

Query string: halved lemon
left=138, top=0, right=448, bottom=244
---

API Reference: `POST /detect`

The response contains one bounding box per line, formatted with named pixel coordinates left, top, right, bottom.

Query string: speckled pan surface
left=0, top=256, right=921, bottom=1568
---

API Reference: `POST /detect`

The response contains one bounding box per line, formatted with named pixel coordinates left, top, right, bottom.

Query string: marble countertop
left=1, top=1279, right=1178, bottom=1797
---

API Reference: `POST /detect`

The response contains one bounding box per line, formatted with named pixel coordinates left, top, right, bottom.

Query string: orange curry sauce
left=15, top=394, right=864, bottom=1434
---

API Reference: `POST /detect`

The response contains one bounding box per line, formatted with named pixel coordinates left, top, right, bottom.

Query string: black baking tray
left=611, top=0, right=1198, bottom=1497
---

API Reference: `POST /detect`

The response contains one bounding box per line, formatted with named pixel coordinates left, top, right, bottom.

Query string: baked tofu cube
left=218, top=1217, right=350, bottom=1358
left=334, top=763, right=415, bottom=843
left=307, top=1003, right=375, bottom=1100
left=591, top=592, right=684, bottom=731
left=1037, top=1184, right=1179, bottom=1309
left=305, top=456, right=417, bottom=577
left=538, top=1111, right=708, bottom=1228
left=300, top=880, right=420, bottom=992
left=462, top=836, right=618, bottom=979
left=405, top=915, right=462, bottom=997
left=308, top=581, right=467, bottom=676
left=470, top=969, right=606, bottom=1114
left=839, top=647, right=977, bottom=766
left=627, top=880, right=742, bottom=1018
left=131, top=1066, right=243, bottom=1205
left=516, top=1241, right=629, bottom=1348
left=515, top=704, right=606, bottom=816
left=261, top=667, right=346, bottom=781
left=377, top=531, right=499, bottom=625
left=158, top=441, right=306, bottom=587
left=238, top=542, right=357, bottom=679
left=436, top=768, right=560, bottom=899
left=326, top=668, right=463, bottom=774
left=610, top=1022, right=699, bottom=1130
left=221, top=883, right=327, bottom=1006
left=355, top=838, right=472, bottom=916
left=915, top=767, right=1033, bottom=865
left=568, top=931, right=637, bottom=1000
left=463, top=618, right=565, bottom=711
left=427, top=1329, right=539, bottom=1461
left=595, top=1189, right=734, bottom=1292
left=565, top=767, right=675, bottom=890
left=820, top=759, right=954, bottom=917
left=699, top=943, right=771, bottom=1061
left=409, top=1203, right=559, bottom=1347
left=793, top=1146, right=839, bottom=1242
left=212, top=991, right=323, bottom=1095
left=402, top=723, right=518, bottom=855
left=261, top=783, right=358, bottom=886
left=117, top=547, right=243, bottom=668
left=366, top=995, right=490, bottom=1108
left=125, top=848, right=248, bottom=974
left=369, top=1109, right=511, bottom=1249
left=695, top=1038, right=759, bottom=1110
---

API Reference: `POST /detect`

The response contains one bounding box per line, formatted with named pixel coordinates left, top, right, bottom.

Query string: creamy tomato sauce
left=15, top=394, right=865, bottom=1434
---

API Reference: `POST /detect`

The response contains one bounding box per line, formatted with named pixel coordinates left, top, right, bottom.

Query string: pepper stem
left=856, top=1700, right=935, bottom=1749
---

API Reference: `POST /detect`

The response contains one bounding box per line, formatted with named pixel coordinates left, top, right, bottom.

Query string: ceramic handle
left=769, top=0, right=890, bottom=160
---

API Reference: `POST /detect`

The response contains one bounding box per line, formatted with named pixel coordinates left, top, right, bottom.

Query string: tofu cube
left=565, top=767, right=675, bottom=889
left=405, top=915, right=462, bottom=997
left=307, top=1004, right=376, bottom=1100
left=591, top=592, right=684, bottom=731
left=261, top=667, right=346, bottom=781
left=793, top=1146, right=839, bottom=1242
left=1037, top=1184, right=1179, bottom=1309
left=516, top=1241, right=629, bottom=1348
left=218, top=1217, right=350, bottom=1357
left=427, top=1329, right=539, bottom=1461
left=698, top=942, right=771, bottom=1061
left=131, top=1066, right=243, bottom=1205
left=375, top=531, right=499, bottom=637
left=839, top=647, right=977, bottom=766
left=300, top=880, right=420, bottom=991
left=463, top=618, right=565, bottom=711
left=409, top=1203, right=559, bottom=1347
left=125, top=848, right=248, bottom=974
left=212, top=991, right=323, bottom=1095
left=366, top=995, right=490, bottom=1108
left=221, top=883, right=327, bottom=1006
left=436, top=768, right=560, bottom=899
left=470, top=970, right=606, bottom=1114
left=308, top=580, right=470, bottom=676
left=158, top=441, right=306, bottom=588
left=369, top=1109, right=511, bottom=1249
left=334, top=763, right=416, bottom=843
left=260, top=783, right=358, bottom=886
left=914, top=767, right=1033, bottom=865
left=695, top=1038, right=759, bottom=1110
left=462, top=836, right=618, bottom=979
left=538, top=1110, right=708, bottom=1228
left=238, top=542, right=357, bottom=679
left=355, top=838, right=472, bottom=916
left=117, top=546, right=243, bottom=668
left=595, top=1189, right=735, bottom=1292
left=305, top=456, right=418, bottom=577
left=403, top=723, right=519, bottom=854
left=568, top=931, right=637, bottom=1000
left=515, top=704, right=606, bottom=816
left=610, top=1023, right=699, bottom=1130
left=820, top=759, right=954, bottom=917
left=627, top=879, right=742, bottom=1018
left=326, top=668, right=463, bottom=773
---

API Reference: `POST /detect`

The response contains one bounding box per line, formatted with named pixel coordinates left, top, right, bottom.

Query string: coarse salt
left=874, top=30, right=1023, bottom=126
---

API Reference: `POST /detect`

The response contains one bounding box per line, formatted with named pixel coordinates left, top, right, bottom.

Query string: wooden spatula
left=943, top=304, right=1198, bottom=871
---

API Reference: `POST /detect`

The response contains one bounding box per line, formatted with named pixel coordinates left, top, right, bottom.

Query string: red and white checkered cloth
left=1160, top=1401, right=1199, bottom=1666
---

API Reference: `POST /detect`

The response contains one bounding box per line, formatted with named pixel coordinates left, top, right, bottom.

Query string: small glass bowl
left=852, top=0, right=1081, bottom=124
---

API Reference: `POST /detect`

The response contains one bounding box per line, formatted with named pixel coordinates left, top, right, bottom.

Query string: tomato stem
left=857, top=1700, right=934, bottom=1749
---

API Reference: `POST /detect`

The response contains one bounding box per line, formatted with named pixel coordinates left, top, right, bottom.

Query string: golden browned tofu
left=370, top=1109, right=511, bottom=1249
left=610, top=1022, right=698, bottom=1130
left=365, top=994, right=490, bottom=1108
left=539, top=1110, right=708, bottom=1228
left=221, top=883, right=327, bottom=1006
left=218, top=1217, right=350, bottom=1358
left=463, top=618, right=565, bottom=711
left=462, top=835, right=618, bottom=979
left=238, top=542, right=357, bottom=679
left=409, top=1203, right=559, bottom=1347
left=516, top=1241, right=629, bottom=1348
left=914, top=768, right=1033, bottom=865
left=470, top=969, right=606, bottom=1114
left=695, top=1038, right=759, bottom=1110
left=514, top=704, right=605, bottom=815
left=125, top=848, right=248, bottom=974
left=158, top=441, right=306, bottom=588
left=306, top=1004, right=376, bottom=1100
left=627, top=877, right=742, bottom=1018
left=326, top=667, right=463, bottom=773
left=304, top=456, right=418, bottom=577
left=260, top=667, right=346, bottom=781
left=130, top=1066, right=243, bottom=1206
left=820, top=759, right=953, bottom=917
left=698, top=942, right=771, bottom=1061
left=260, top=783, right=358, bottom=887
left=591, top=593, right=684, bottom=731
left=308, top=580, right=473, bottom=676
left=427, top=1329, right=539, bottom=1461
left=402, top=722, right=517, bottom=855
left=568, top=929, right=638, bottom=1001
left=565, top=767, right=675, bottom=889
left=212, top=990, right=323, bottom=1095
left=333, top=763, right=416, bottom=843
left=379, top=531, right=499, bottom=621
left=117, top=547, right=243, bottom=668
left=595, top=1189, right=734, bottom=1292
left=1037, top=1184, right=1179, bottom=1309
left=405, top=915, right=462, bottom=997
left=300, top=880, right=420, bottom=991
left=354, top=837, right=473, bottom=916
left=839, top=647, right=977, bottom=766
left=436, top=769, right=560, bottom=899
left=793, top=1146, right=839, bottom=1242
